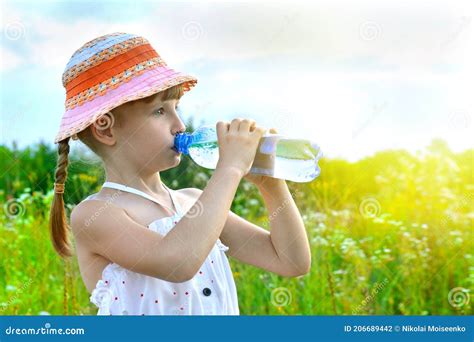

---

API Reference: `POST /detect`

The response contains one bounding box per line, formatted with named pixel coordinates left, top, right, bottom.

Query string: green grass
left=0, top=139, right=472, bottom=315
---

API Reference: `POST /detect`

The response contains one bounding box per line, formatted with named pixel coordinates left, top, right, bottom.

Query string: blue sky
left=1, top=0, right=472, bottom=161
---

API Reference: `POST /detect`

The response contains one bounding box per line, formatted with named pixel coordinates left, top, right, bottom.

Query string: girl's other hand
left=243, top=128, right=283, bottom=187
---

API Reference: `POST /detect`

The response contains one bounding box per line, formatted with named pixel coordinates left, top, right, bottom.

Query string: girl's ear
left=90, top=111, right=117, bottom=146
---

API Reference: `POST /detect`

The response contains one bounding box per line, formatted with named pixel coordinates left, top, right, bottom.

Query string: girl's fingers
left=216, top=121, right=229, bottom=140
left=249, top=121, right=257, bottom=132
left=230, top=118, right=243, bottom=132
left=239, top=119, right=255, bottom=132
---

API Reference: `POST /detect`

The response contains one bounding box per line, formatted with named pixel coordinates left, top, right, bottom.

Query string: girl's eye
left=153, top=108, right=165, bottom=116
left=153, top=105, right=179, bottom=116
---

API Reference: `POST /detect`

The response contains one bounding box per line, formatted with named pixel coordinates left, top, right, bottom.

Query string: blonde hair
left=49, top=84, right=185, bottom=258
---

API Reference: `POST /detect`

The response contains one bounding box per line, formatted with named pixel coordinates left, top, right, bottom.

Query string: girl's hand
left=243, top=128, right=285, bottom=188
left=216, top=119, right=266, bottom=178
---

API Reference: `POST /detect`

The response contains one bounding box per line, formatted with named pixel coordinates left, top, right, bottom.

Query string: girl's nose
left=174, top=127, right=186, bottom=135
left=173, top=120, right=186, bottom=135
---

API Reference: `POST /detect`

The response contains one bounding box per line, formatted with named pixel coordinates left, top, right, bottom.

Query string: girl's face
left=106, top=93, right=187, bottom=173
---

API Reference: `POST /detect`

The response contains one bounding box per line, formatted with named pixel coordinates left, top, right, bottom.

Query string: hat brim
left=54, top=66, right=197, bottom=143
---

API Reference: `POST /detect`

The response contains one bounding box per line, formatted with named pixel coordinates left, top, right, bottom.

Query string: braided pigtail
left=49, top=137, right=73, bottom=258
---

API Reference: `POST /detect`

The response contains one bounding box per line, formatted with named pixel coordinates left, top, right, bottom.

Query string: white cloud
left=2, top=0, right=472, bottom=71
left=0, top=45, right=23, bottom=72
left=0, top=0, right=472, bottom=159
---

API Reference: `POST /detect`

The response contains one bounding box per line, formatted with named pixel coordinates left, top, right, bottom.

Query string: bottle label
left=251, top=138, right=277, bottom=176
left=259, top=134, right=283, bottom=154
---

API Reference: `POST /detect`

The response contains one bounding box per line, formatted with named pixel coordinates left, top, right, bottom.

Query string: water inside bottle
left=187, top=138, right=322, bottom=183
left=188, top=141, right=220, bottom=169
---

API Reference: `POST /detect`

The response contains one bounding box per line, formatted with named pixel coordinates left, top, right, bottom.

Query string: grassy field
left=0, top=139, right=472, bottom=315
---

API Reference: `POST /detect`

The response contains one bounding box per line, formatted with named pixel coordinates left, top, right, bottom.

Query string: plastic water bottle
left=174, top=125, right=323, bottom=183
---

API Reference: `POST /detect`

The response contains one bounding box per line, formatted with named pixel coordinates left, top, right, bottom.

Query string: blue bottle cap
left=174, top=133, right=194, bottom=155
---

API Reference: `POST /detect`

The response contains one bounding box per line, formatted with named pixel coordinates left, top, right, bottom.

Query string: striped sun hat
left=54, top=32, right=197, bottom=143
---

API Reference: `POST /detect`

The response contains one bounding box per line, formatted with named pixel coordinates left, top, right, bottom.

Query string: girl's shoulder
left=80, top=187, right=118, bottom=204
left=74, top=187, right=203, bottom=226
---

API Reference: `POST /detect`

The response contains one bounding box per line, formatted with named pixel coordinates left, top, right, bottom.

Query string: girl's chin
left=172, top=150, right=182, bottom=161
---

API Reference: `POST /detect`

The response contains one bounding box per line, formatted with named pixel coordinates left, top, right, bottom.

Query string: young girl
left=50, top=32, right=311, bottom=315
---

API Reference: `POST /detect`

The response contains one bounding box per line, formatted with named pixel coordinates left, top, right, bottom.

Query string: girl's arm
left=254, top=178, right=311, bottom=275
left=182, top=178, right=311, bottom=277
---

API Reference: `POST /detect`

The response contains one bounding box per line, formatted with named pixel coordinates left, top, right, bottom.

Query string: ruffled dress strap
left=161, top=183, right=184, bottom=216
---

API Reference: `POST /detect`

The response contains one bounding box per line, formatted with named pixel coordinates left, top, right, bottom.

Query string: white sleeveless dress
left=85, top=181, right=239, bottom=315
